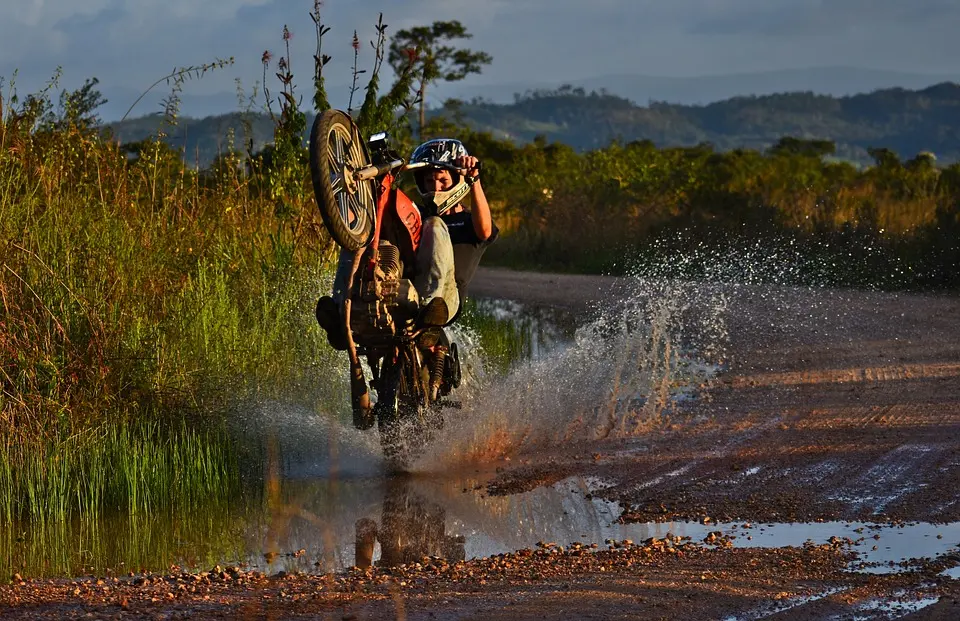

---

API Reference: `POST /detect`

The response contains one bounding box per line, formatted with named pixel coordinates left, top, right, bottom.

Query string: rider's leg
left=316, top=247, right=353, bottom=350
left=415, top=216, right=460, bottom=324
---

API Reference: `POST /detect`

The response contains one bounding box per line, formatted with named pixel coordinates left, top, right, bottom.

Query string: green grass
left=0, top=418, right=241, bottom=524
left=1, top=100, right=347, bottom=527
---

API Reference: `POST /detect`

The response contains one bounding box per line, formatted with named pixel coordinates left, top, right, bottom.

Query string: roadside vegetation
left=450, top=127, right=960, bottom=289
left=1, top=2, right=957, bottom=532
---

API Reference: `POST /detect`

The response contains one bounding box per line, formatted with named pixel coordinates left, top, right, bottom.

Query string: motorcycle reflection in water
left=354, top=478, right=466, bottom=569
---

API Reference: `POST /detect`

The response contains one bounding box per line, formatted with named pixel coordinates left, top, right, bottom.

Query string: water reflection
left=5, top=465, right=960, bottom=579
left=254, top=472, right=960, bottom=576
left=0, top=505, right=249, bottom=579
left=250, top=472, right=647, bottom=574
left=353, top=477, right=465, bottom=569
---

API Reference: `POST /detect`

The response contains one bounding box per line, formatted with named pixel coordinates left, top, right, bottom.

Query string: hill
left=452, top=82, right=960, bottom=165
left=105, top=82, right=960, bottom=167
left=443, top=66, right=959, bottom=107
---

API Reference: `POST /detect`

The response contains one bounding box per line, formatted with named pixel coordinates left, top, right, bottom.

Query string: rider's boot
left=417, top=296, right=449, bottom=328
left=417, top=297, right=449, bottom=349
left=315, top=295, right=349, bottom=351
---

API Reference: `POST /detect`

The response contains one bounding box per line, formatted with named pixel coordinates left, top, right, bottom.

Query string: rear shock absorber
left=429, top=345, right=448, bottom=401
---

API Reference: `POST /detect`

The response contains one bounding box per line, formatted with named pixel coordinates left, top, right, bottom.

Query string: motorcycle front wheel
left=308, top=109, right=376, bottom=251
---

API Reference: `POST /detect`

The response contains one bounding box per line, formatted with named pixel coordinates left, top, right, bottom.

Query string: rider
left=316, top=138, right=497, bottom=349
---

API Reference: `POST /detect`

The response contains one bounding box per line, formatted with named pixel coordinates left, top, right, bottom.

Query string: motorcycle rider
left=316, top=138, right=497, bottom=350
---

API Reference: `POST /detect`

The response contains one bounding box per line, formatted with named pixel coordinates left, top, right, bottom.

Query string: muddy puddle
left=240, top=473, right=960, bottom=577
left=7, top=469, right=957, bottom=580
left=3, top=293, right=957, bottom=586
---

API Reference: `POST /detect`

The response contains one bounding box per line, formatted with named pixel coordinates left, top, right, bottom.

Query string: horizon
left=101, top=69, right=959, bottom=125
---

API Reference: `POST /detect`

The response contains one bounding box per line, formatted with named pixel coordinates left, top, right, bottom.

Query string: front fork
left=343, top=247, right=372, bottom=429
left=345, top=174, right=396, bottom=428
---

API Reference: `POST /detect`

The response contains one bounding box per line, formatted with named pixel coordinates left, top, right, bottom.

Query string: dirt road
left=472, top=267, right=960, bottom=526
left=3, top=267, right=959, bottom=619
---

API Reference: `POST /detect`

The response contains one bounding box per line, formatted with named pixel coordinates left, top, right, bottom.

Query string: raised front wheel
left=308, top=110, right=376, bottom=251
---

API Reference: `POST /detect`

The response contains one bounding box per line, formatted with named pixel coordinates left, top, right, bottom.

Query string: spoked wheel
left=309, top=109, right=376, bottom=251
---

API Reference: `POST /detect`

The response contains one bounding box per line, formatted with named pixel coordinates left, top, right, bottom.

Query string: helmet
left=410, top=138, right=472, bottom=217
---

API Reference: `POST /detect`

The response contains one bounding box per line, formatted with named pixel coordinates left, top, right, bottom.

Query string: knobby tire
left=308, top=110, right=375, bottom=251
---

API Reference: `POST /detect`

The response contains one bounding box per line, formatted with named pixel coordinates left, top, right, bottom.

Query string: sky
left=1, top=0, right=958, bottom=120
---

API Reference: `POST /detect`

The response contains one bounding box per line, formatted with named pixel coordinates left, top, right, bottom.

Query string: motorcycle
left=308, top=109, right=464, bottom=469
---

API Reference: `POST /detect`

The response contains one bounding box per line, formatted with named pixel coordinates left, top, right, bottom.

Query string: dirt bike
left=308, top=109, right=464, bottom=469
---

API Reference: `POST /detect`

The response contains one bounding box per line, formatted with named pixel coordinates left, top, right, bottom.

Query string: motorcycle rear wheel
left=308, top=109, right=376, bottom=251
left=374, top=349, right=432, bottom=471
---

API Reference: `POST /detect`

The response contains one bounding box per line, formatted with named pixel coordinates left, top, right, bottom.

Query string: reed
left=0, top=418, right=241, bottom=523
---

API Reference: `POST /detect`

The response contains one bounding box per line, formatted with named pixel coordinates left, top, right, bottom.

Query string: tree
left=867, top=147, right=901, bottom=169
left=767, top=136, right=836, bottom=159
left=50, top=78, right=107, bottom=131
left=387, top=20, right=492, bottom=141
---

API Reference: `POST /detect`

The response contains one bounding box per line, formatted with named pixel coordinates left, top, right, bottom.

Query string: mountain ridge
left=96, top=65, right=957, bottom=121
left=104, top=80, right=960, bottom=168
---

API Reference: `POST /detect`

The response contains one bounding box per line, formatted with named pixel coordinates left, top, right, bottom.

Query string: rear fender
left=390, top=187, right=422, bottom=255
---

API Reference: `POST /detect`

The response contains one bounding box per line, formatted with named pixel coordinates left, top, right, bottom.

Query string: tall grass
left=0, top=78, right=345, bottom=524
left=0, top=9, right=465, bottom=533
left=0, top=419, right=239, bottom=523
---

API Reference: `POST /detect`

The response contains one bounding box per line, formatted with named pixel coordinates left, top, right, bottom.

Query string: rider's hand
left=455, top=156, right=481, bottom=183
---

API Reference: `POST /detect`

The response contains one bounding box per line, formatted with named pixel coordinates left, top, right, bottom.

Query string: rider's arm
left=458, top=155, right=493, bottom=240
left=469, top=179, right=493, bottom=241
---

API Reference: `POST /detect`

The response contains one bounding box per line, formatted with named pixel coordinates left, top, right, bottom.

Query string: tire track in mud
left=606, top=388, right=960, bottom=523
left=731, top=362, right=960, bottom=389
left=603, top=325, right=960, bottom=523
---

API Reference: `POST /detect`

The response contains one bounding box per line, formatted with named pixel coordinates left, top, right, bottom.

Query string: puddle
left=712, top=521, right=960, bottom=573
left=229, top=477, right=960, bottom=576
left=942, top=566, right=960, bottom=580
left=721, top=587, right=850, bottom=621
left=77, top=474, right=960, bottom=577
left=4, top=456, right=959, bottom=579
left=243, top=474, right=960, bottom=576
left=845, top=595, right=940, bottom=618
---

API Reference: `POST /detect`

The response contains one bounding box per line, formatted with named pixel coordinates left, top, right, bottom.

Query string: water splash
left=416, top=275, right=729, bottom=469
left=232, top=397, right=384, bottom=480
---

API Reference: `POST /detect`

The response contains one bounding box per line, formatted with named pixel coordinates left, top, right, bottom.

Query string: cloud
left=1, top=0, right=958, bottom=119
left=688, top=0, right=960, bottom=37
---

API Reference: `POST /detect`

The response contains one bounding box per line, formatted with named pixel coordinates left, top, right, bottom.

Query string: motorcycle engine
left=350, top=240, right=420, bottom=349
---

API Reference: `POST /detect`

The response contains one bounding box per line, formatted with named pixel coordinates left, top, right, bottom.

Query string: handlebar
left=355, top=159, right=404, bottom=182
left=354, top=159, right=481, bottom=182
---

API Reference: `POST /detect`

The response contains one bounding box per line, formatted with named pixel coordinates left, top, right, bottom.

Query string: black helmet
left=410, top=138, right=471, bottom=216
